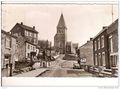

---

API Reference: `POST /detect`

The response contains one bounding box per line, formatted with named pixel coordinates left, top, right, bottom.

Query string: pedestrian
left=77, top=58, right=80, bottom=66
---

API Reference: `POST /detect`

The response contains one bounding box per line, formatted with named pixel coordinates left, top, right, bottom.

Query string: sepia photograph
left=1, top=3, right=118, bottom=79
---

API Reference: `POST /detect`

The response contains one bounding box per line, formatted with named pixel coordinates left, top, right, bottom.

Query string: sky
left=2, top=4, right=118, bottom=47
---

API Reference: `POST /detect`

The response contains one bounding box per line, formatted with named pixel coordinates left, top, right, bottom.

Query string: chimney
left=7, top=32, right=11, bottom=34
left=21, top=22, right=23, bottom=25
left=33, top=26, right=35, bottom=30
left=90, top=38, right=93, bottom=41
left=87, top=40, right=89, bottom=43
left=103, top=26, right=107, bottom=29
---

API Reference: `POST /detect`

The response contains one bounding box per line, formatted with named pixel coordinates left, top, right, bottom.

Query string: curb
left=36, top=70, right=49, bottom=77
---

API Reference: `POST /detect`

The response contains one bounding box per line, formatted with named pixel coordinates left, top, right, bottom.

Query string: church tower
left=54, top=13, right=67, bottom=54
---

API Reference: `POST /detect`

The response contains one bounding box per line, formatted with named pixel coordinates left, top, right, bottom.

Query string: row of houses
left=79, top=19, right=118, bottom=70
left=1, top=22, right=40, bottom=76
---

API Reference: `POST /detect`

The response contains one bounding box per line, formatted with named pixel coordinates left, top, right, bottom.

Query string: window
left=25, top=30, right=28, bottom=36
left=98, top=38, right=100, bottom=49
left=59, top=30, right=61, bottom=33
left=18, top=32, right=21, bottom=36
left=113, top=56, right=118, bottom=66
left=94, top=41, right=97, bottom=51
left=95, top=54, right=97, bottom=65
left=102, top=52, right=105, bottom=66
left=29, top=32, right=31, bottom=37
left=25, top=30, right=26, bottom=36
left=111, top=55, right=118, bottom=67
left=101, top=35, right=104, bottom=48
left=33, top=47, right=35, bottom=51
left=27, top=53, right=30, bottom=57
left=30, top=32, right=33, bottom=37
left=34, top=39, right=37, bottom=44
left=34, top=34, right=37, bottom=38
left=109, top=35, right=113, bottom=52
left=98, top=53, right=101, bottom=66
left=28, top=31, right=30, bottom=36
left=28, top=44, right=30, bottom=49
left=5, top=37, right=11, bottom=49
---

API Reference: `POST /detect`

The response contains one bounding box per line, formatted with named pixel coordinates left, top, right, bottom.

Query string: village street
left=37, top=55, right=94, bottom=77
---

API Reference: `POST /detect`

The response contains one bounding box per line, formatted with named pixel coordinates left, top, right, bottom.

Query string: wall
left=11, top=37, right=17, bottom=69
left=1, top=31, right=17, bottom=76
left=80, top=41, right=93, bottom=66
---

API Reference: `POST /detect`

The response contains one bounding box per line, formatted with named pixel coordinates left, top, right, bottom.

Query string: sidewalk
left=13, top=68, right=48, bottom=77
left=53, top=54, right=60, bottom=59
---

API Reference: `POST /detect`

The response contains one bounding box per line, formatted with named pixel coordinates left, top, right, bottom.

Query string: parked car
left=51, top=56, right=56, bottom=61
left=93, top=67, right=99, bottom=73
left=73, top=63, right=81, bottom=69
left=47, top=56, right=56, bottom=61
left=89, top=66, right=94, bottom=73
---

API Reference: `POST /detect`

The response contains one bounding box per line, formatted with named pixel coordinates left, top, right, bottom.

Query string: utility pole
left=112, top=5, right=114, bottom=23
left=50, top=42, right=51, bottom=60
left=46, top=40, right=48, bottom=67
left=49, top=42, right=51, bottom=66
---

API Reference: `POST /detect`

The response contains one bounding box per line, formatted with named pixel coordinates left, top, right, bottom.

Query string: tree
left=76, top=48, right=81, bottom=66
left=29, top=52, right=36, bottom=68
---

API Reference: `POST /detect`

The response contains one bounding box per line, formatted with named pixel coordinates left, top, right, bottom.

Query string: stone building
left=10, top=22, right=39, bottom=61
left=66, top=41, right=72, bottom=54
left=79, top=38, right=93, bottom=66
left=1, top=30, right=17, bottom=77
left=71, top=43, right=78, bottom=54
left=93, top=19, right=118, bottom=69
left=54, top=13, right=67, bottom=54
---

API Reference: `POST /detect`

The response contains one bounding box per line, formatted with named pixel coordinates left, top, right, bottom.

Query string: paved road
left=39, top=54, right=93, bottom=77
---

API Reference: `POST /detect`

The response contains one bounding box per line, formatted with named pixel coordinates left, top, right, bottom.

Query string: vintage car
left=73, top=63, right=81, bottom=69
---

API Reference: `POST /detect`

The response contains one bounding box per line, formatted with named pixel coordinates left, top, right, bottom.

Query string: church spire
left=57, top=13, right=66, bottom=28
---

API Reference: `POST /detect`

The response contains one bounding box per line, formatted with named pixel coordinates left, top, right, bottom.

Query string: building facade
left=79, top=38, right=93, bottom=66
left=54, top=13, right=67, bottom=54
left=66, top=41, right=72, bottom=54
left=93, top=19, right=118, bottom=69
left=25, top=41, right=39, bottom=60
left=1, top=30, right=17, bottom=77
left=10, top=22, right=39, bottom=61
left=71, top=43, right=78, bottom=54
left=107, top=19, right=118, bottom=68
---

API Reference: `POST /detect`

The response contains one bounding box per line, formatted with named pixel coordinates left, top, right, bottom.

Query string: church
left=54, top=13, right=67, bottom=54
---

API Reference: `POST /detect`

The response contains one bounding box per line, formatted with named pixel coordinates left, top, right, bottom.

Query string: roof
left=93, top=26, right=108, bottom=40
left=79, top=40, right=93, bottom=49
left=25, top=40, right=37, bottom=46
left=1, top=30, right=17, bottom=39
left=72, top=43, right=78, bottom=47
left=93, top=19, right=118, bottom=40
left=17, top=23, right=38, bottom=33
left=57, top=13, right=67, bottom=28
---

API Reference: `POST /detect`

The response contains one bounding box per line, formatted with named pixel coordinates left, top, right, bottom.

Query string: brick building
left=1, top=30, right=17, bottom=76
left=93, top=19, right=118, bottom=69
left=79, top=38, right=93, bottom=66
left=54, top=13, right=67, bottom=54
left=10, top=22, right=39, bottom=61
left=107, top=19, right=118, bottom=68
